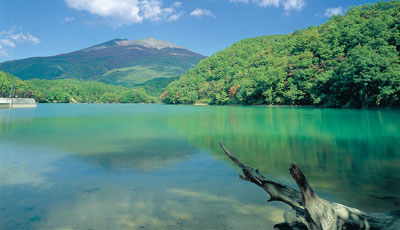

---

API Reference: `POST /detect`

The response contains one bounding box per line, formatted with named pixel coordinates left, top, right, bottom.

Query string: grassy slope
left=97, top=65, right=184, bottom=85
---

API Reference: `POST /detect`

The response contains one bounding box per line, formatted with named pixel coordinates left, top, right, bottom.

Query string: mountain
left=0, top=38, right=205, bottom=86
left=162, top=1, right=400, bottom=108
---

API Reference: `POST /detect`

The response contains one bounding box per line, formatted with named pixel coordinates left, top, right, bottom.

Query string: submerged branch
left=219, top=142, right=400, bottom=230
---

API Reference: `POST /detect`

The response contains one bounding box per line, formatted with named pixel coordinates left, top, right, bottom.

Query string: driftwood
left=219, top=142, right=400, bottom=230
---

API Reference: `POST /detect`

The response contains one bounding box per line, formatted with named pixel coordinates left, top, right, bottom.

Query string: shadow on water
left=0, top=105, right=197, bottom=170
left=79, top=138, right=197, bottom=170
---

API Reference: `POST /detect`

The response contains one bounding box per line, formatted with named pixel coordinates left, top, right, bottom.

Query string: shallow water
left=0, top=104, right=399, bottom=229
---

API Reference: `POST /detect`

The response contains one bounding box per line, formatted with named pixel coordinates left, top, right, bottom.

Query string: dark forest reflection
left=0, top=106, right=196, bottom=170
left=165, top=106, right=400, bottom=211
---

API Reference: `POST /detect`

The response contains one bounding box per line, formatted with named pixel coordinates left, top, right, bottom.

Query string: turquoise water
left=0, top=104, right=399, bottom=229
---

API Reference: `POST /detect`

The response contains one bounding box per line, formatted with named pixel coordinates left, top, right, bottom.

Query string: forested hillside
left=0, top=71, right=154, bottom=103
left=0, top=71, right=32, bottom=98
left=27, top=79, right=154, bottom=103
left=137, top=76, right=180, bottom=96
left=163, top=1, right=400, bottom=107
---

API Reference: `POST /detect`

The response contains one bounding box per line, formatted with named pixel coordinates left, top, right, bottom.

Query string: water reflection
left=80, top=138, right=196, bottom=170
left=165, top=106, right=400, bottom=211
left=0, top=143, right=58, bottom=187
left=0, top=105, right=197, bottom=170
left=0, top=104, right=399, bottom=230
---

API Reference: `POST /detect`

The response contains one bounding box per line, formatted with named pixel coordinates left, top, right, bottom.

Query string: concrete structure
left=0, top=98, right=37, bottom=109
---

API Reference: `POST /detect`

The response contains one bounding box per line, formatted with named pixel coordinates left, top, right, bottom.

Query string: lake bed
left=0, top=104, right=399, bottom=230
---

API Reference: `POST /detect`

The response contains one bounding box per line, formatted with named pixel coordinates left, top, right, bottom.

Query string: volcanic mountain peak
left=0, top=37, right=205, bottom=86
left=90, top=38, right=184, bottom=50
left=131, top=38, right=185, bottom=49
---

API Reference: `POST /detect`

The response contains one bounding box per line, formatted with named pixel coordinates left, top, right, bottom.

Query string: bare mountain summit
left=131, top=38, right=185, bottom=49
left=87, top=38, right=185, bottom=50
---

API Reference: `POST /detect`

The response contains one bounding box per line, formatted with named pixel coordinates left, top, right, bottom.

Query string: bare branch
left=219, top=142, right=400, bottom=230
left=219, top=142, right=304, bottom=210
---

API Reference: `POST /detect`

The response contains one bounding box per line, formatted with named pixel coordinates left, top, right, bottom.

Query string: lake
left=0, top=104, right=399, bottom=230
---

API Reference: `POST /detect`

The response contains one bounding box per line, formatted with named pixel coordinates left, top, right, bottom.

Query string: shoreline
left=0, top=98, right=37, bottom=109
left=23, top=102, right=400, bottom=110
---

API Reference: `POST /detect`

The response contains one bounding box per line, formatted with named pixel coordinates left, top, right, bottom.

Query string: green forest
left=0, top=71, right=32, bottom=98
left=162, top=1, right=400, bottom=107
left=0, top=71, right=155, bottom=103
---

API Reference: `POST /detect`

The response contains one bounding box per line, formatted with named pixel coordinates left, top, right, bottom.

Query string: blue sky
left=0, top=0, right=381, bottom=62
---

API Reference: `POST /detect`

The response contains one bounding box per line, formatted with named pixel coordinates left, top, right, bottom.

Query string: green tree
left=163, top=0, right=400, bottom=108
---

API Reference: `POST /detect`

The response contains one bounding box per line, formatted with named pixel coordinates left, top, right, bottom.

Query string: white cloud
left=0, top=27, right=40, bottom=57
left=61, top=17, right=75, bottom=23
left=230, top=0, right=249, bottom=3
left=168, top=11, right=183, bottom=21
left=65, top=0, right=183, bottom=26
left=282, top=0, right=305, bottom=12
left=190, top=8, right=215, bottom=18
left=0, top=39, right=16, bottom=48
left=322, top=7, right=344, bottom=18
left=229, top=0, right=305, bottom=13
left=258, top=0, right=280, bottom=8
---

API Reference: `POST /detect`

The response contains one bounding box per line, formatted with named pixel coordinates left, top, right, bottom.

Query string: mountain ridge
left=0, top=38, right=205, bottom=86
left=87, top=38, right=186, bottom=51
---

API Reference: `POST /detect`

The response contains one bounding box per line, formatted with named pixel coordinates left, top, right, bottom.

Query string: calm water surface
left=0, top=104, right=399, bottom=230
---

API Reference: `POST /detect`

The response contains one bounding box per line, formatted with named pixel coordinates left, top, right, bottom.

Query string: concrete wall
left=0, top=98, right=37, bottom=108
